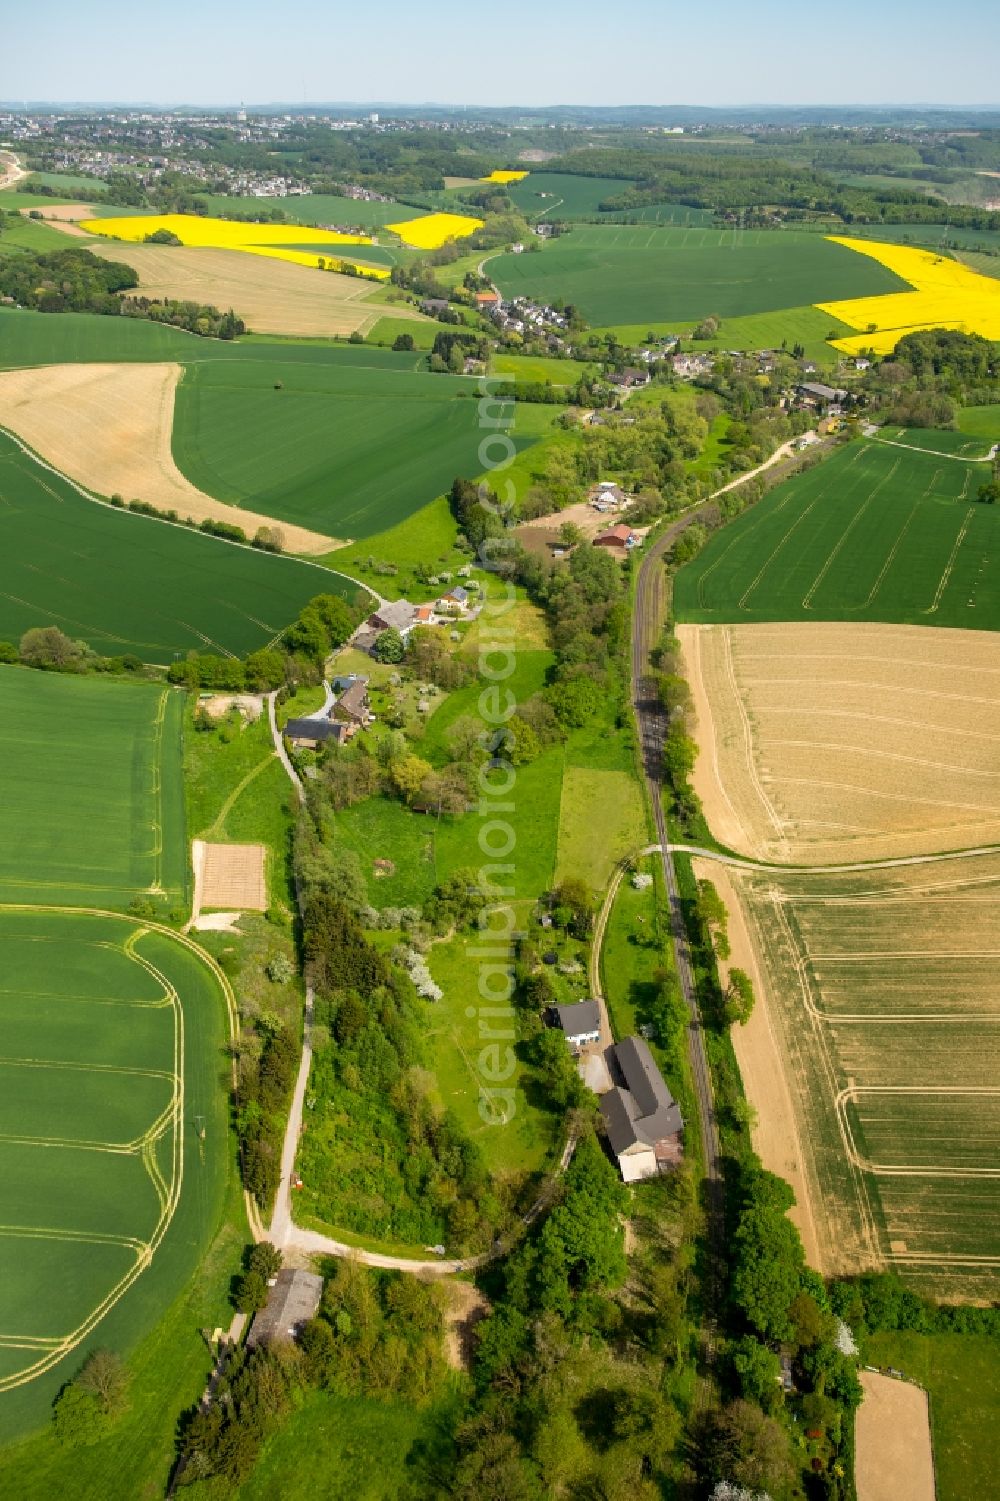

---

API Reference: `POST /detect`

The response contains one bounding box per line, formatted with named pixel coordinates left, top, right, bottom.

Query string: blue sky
left=2, top=0, right=998, bottom=107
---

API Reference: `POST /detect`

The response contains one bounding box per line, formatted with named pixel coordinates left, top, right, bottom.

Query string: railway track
left=630, top=511, right=724, bottom=1279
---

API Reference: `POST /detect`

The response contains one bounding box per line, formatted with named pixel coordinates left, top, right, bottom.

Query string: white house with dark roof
left=554, top=1000, right=601, bottom=1050
left=600, top=1035, right=683, bottom=1182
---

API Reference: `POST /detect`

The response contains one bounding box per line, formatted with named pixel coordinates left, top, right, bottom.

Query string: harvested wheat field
left=705, top=851, right=1000, bottom=1299
left=0, top=362, right=337, bottom=553
left=855, top=1372, right=935, bottom=1501
left=79, top=239, right=423, bottom=338
left=678, top=621, right=1000, bottom=864
left=200, top=842, right=267, bottom=910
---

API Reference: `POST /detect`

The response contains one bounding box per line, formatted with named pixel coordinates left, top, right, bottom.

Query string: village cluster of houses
left=479, top=291, right=569, bottom=341
left=284, top=588, right=477, bottom=750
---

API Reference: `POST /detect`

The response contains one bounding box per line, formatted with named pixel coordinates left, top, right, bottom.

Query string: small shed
left=247, top=1269, right=323, bottom=1348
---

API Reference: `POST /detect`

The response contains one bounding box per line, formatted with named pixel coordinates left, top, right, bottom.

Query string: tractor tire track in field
left=0, top=906, right=243, bottom=1392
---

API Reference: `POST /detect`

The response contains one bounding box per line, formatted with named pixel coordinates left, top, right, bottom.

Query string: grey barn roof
left=799, top=381, right=848, bottom=402
left=371, top=599, right=417, bottom=632
left=600, top=1035, right=683, bottom=1154
left=285, top=716, right=344, bottom=742
left=555, top=1000, right=601, bottom=1037
left=247, top=1268, right=323, bottom=1348
left=556, top=1000, right=601, bottom=1035
left=334, top=678, right=370, bottom=721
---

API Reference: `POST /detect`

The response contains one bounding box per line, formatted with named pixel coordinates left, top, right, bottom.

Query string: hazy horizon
left=2, top=0, right=998, bottom=112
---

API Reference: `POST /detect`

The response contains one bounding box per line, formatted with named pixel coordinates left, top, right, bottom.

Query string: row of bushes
left=108, top=492, right=284, bottom=550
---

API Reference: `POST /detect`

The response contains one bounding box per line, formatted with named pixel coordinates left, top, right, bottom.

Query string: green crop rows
left=675, top=436, right=1000, bottom=631
left=0, top=671, right=230, bottom=1435
left=490, top=227, right=907, bottom=328
left=171, top=357, right=515, bottom=538
left=0, top=431, right=342, bottom=660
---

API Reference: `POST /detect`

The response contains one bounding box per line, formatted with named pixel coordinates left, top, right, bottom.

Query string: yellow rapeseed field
left=77, top=212, right=389, bottom=281
left=482, top=170, right=529, bottom=184
left=816, top=236, right=1000, bottom=355
left=385, top=211, right=484, bottom=249
left=79, top=212, right=371, bottom=249
left=236, top=245, right=389, bottom=279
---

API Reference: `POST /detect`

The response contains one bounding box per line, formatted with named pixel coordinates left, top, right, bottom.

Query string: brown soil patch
left=677, top=621, right=1000, bottom=864
left=75, top=238, right=427, bottom=339
left=443, top=176, right=481, bottom=189
left=0, top=362, right=337, bottom=554
left=201, top=842, right=267, bottom=911
left=25, top=202, right=99, bottom=222
left=693, top=857, right=823, bottom=1269
left=856, top=1372, right=935, bottom=1501
left=199, top=693, right=265, bottom=722
left=442, top=1280, right=489, bottom=1371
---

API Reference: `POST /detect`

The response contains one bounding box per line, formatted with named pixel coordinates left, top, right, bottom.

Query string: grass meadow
left=675, top=437, right=1000, bottom=631
left=490, top=227, right=907, bottom=327
left=235, top=1390, right=445, bottom=1500
left=957, top=404, right=1000, bottom=440
left=0, top=431, right=338, bottom=660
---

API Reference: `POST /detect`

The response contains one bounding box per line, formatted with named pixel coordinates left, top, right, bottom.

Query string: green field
left=957, top=404, right=1000, bottom=439
left=491, top=352, right=596, bottom=384
left=864, top=1334, right=1000, bottom=1501
left=237, top=1391, right=439, bottom=1500
left=0, top=431, right=345, bottom=659
left=0, top=214, right=80, bottom=257
left=841, top=221, right=1000, bottom=252
left=0, top=671, right=186, bottom=908
left=505, top=173, right=715, bottom=226
left=192, top=192, right=425, bottom=230
left=0, top=911, right=231, bottom=1439
left=0, top=671, right=232, bottom=1436
left=675, top=436, right=1000, bottom=631
left=685, top=304, right=857, bottom=365
left=507, top=173, right=639, bottom=220
left=0, top=307, right=433, bottom=369
left=490, top=226, right=907, bottom=328
left=171, top=357, right=516, bottom=538
left=953, top=248, right=1000, bottom=281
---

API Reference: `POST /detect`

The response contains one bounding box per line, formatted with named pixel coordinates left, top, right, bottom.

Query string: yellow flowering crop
left=385, top=212, right=484, bottom=249
left=817, top=236, right=1000, bottom=355
left=482, top=170, right=529, bottom=184
left=79, top=213, right=371, bottom=249
left=238, top=244, right=389, bottom=279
